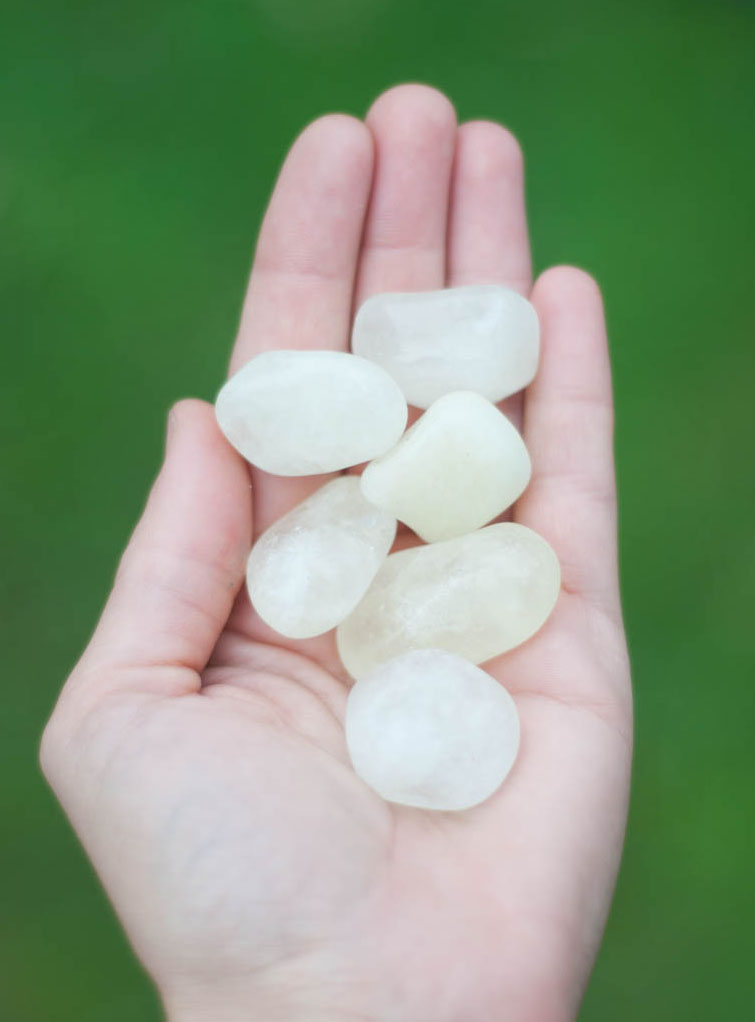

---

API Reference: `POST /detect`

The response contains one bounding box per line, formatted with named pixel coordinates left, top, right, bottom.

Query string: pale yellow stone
left=346, top=649, right=520, bottom=811
left=351, top=285, right=539, bottom=409
left=360, top=391, right=531, bottom=542
left=215, top=350, right=407, bottom=475
left=336, top=523, right=560, bottom=678
left=247, top=477, right=396, bottom=639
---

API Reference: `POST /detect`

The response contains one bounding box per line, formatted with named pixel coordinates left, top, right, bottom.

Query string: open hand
left=42, top=84, right=632, bottom=1022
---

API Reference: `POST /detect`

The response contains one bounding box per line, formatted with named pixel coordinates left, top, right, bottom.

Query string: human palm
left=42, top=85, right=632, bottom=1022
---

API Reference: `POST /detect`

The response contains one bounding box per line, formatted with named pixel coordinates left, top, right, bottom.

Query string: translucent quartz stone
left=351, top=285, right=539, bottom=409
left=360, top=391, right=531, bottom=542
left=346, top=649, right=520, bottom=811
left=215, top=350, right=407, bottom=476
left=336, top=523, right=560, bottom=678
left=246, top=477, right=396, bottom=639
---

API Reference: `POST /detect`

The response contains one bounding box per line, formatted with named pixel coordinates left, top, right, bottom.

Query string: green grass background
left=2, top=0, right=754, bottom=1017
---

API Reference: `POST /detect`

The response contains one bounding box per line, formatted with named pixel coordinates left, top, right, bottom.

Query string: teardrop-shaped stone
left=247, top=477, right=396, bottom=639
left=360, top=391, right=531, bottom=542
left=346, top=649, right=520, bottom=811
left=351, top=285, right=539, bottom=409
left=336, top=523, right=560, bottom=678
left=215, top=350, right=408, bottom=475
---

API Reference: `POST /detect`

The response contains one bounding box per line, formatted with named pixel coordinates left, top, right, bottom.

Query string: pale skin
left=41, top=84, right=632, bottom=1022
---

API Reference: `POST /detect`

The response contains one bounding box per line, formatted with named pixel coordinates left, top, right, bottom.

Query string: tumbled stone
left=336, top=523, right=560, bottom=678
left=360, top=391, right=531, bottom=542
left=246, top=477, right=396, bottom=639
left=351, top=285, right=539, bottom=409
left=215, top=350, right=408, bottom=476
left=346, top=649, right=520, bottom=810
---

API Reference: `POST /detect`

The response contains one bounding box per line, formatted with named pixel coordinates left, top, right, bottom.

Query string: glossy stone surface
left=336, top=523, right=560, bottom=678
left=246, top=477, right=396, bottom=639
left=351, top=285, right=539, bottom=409
left=360, top=391, right=531, bottom=542
left=215, top=350, right=408, bottom=475
left=345, top=649, right=520, bottom=810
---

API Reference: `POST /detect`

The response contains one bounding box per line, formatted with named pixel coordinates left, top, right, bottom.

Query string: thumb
left=76, top=399, right=252, bottom=694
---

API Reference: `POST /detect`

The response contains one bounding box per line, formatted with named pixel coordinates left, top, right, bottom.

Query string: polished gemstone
left=351, top=285, right=539, bottom=409
left=215, top=350, right=407, bottom=475
left=360, top=391, right=531, bottom=542
left=346, top=649, right=520, bottom=810
left=247, top=477, right=396, bottom=639
left=336, top=523, right=560, bottom=678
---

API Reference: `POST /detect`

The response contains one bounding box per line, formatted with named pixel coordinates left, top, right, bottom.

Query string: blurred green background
left=2, top=0, right=754, bottom=1017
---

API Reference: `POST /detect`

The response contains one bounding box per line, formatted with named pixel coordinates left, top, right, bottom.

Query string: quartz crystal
left=351, top=285, right=539, bottom=409
left=346, top=649, right=520, bottom=810
left=360, top=391, right=531, bottom=542
left=336, top=522, right=560, bottom=678
left=215, top=350, right=407, bottom=475
left=246, top=477, right=396, bottom=639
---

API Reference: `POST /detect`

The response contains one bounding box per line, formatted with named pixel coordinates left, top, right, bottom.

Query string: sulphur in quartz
left=346, top=648, right=520, bottom=810
left=215, top=350, right=407, bottom=476
left=246, top=477, right=396, bottom=639
left=351, top=285, right=539, bottom=409
left=336, top=522, right=560, bottom=679
left=360, top=390, right=531, bottom=542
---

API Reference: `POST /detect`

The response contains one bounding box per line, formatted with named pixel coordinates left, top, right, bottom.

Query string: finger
left=231, top=114, right=374, bottom=371
left=77, top=400, right=252, bottom=692
left=515, top=266, right=620, bottom=615
left=230, top=114, right=374, bottom=533
left=447, top=120, right=531, bottom=294
left=447, top=120, right=532, bottom=433
left=354, top=83, right=457, bottom=308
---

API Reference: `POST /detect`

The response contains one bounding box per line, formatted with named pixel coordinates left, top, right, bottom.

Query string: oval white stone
left=346, top=649, right=520, bottom=811
left=247, top=477, right=396, bottom=639
left=351, top=285, right=539, bottom=409
left=215, top=350, right=408, bottom=475
left=336, top=523, right=560, bottom=678
left=360, top=391, right=531, bottom=542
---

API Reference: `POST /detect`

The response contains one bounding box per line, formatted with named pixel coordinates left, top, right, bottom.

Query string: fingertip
left=531, top=267, right=610, bottom=383
left=366, top=82, right=457, bottom=137
left=248, top=111, right=374, bottom=289
left=533, top=265, right=604, bottom=317
left=294, top=112, right=374, bottom=181
left=456, top=120, right=525, bottom=182
left=355, top=83, right=457, bottom=300
left=163, top=400, right=252, bottom=519
left=447, top=118, right=531, bottom=298
left=167, top=396, right=210, bottom=428
left=166, top=398, right=220, bottom=452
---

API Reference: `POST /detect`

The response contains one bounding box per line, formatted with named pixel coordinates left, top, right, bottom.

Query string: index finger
left=228, top=115, right=375, bottom=535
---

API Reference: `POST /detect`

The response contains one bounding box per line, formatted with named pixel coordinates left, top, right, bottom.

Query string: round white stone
left=360, top=391, right=531, bottom=542
left=336, top=522, right=560, bottom=679
left=247, top=477, right=396, bottom=639
left=346, top=649, right=520, bottom=811
left=215, top=350, right=408, bottom=476
left=351, top=285, right=539, bottom=409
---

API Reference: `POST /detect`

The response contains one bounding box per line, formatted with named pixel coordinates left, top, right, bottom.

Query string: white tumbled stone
left=361, top=391, right=531, bottom=542
left=351, top=285, right=539, bottom=409
left=246, top=477, right=396, bottom=639
left=215, top=350, right=408, bottom=476
left=336, top=523, right=560, bottom=678
left=346, top=649, right=520, bottom=811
